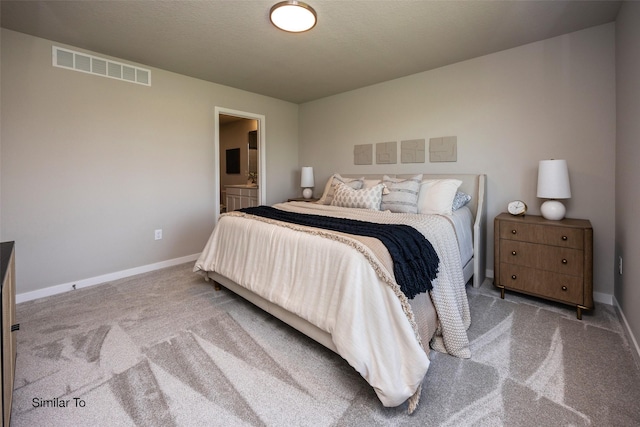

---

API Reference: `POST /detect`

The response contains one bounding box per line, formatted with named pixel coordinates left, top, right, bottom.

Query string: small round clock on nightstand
left=507, top=200, right=527, bottom=216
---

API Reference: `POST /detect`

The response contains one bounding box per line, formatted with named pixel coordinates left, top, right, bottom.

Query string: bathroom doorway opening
left=214, top=107, right=266, bottom=224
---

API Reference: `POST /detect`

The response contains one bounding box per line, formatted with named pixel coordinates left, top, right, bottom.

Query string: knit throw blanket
left=238, top=205, right=439, bottom=299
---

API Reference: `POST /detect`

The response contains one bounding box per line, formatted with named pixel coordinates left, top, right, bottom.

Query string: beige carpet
left=10, top=262, right=640, bottom=426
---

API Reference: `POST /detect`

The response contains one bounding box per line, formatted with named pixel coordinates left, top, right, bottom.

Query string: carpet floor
left=10, top=262, right=640, bottom=426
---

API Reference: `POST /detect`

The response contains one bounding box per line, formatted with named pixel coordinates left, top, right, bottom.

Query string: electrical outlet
left=619, top=256, right=623, bottom=275
left=155, top=229, right=163, bottom=240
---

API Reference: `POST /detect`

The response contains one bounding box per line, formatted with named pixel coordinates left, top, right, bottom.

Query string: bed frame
left=212, top=173, right=486, bottom=354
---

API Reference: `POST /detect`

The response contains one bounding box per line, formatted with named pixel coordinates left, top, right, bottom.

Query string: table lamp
left=537, top=159, right=571, bottom=220
left=301, top=166, right=314, bottom=199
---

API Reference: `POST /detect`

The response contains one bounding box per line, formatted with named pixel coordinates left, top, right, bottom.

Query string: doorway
left=214, top=107, right=266, bottom=224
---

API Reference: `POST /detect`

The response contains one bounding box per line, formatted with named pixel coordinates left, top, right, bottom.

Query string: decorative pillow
left=363, top=179, right=381, bottom=189
left=380, top=174, right=422, bottom=213
left=418, top=179, right=463, bottom=215
left=331, top=183, right=384, bottom=210
left=452, top=191, right=472, bottom=211
left=318, top=174, right=365, bottom=205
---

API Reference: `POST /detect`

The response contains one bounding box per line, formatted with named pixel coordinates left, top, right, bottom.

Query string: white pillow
left=380, top=174, right=422, bottom=214
left=417, top=179, right=462, bottom=215
left=318, top=174, right=365, bottom=205
left=331, top=183, right=384, bottom=210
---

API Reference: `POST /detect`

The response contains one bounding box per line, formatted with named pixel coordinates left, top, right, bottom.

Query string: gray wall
left=1, top=29, right=299, bottom=295
left=615, top=3, right=640, bottom=352
left=299, top=24, right=616, bottom=302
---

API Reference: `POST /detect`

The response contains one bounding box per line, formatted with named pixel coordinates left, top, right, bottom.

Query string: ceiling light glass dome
left=270, top=1, right=317, bottom=33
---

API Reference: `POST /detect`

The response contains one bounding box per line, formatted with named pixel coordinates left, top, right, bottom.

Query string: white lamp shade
left=537, top=159, right=571, bottom=199
left=301, top=166, right=314, bottom=188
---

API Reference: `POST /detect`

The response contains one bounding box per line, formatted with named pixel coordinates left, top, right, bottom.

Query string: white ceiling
left=0, top=0, right=622, bottom=104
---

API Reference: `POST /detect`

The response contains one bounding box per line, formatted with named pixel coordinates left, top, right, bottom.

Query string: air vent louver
left=122, top=65, right=136, bottom=82
left=56, top=49, right=74, bottom=68
left=52, top=46, right=151, bottom=86
left=107, top=62, right=122, bottom=79
left=75, top=54, right=91, bottom=72
left=92, top=58, right=107, bottom=76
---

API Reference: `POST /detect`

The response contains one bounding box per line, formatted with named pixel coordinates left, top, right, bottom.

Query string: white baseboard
left=593, top=291, right=613, bottom=305
left=613, top=295, right=640, bottom=367
left=16, top=253, right=200, bottom=304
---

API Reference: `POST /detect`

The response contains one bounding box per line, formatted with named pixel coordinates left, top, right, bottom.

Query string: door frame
left=214, top=106, right=266, bottom=224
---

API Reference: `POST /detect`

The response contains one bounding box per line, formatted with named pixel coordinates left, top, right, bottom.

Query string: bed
left=194, top=173, right=486, bottom=412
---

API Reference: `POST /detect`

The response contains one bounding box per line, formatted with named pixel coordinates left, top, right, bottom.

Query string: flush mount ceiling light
left=270, top=1, right=317, bottom=33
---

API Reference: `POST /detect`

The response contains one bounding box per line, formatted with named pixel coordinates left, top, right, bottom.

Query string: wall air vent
left=52, top=46, right=151, bottom=87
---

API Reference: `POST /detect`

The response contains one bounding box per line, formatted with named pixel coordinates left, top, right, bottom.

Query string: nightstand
left=493, top=213, right=593, bottom=319
left=287, top=197, right=320, bottom=203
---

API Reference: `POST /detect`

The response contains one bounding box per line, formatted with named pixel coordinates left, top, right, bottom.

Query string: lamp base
left=540, top=200, right=566, bottom=220
left=302, top=188, right=313, bottom=199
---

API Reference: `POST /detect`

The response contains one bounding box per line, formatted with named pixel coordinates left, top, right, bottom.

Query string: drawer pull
left=562, top=236, right=568, bottom=241
left=511, top=229, right=517, bottom=235
left=562, top=259, right=568, bottom=264
left=561, top=286, right=567, bottom=291
left=511, top=275, right=517, bottom=280
left=511, top=251, right=517, bottom=256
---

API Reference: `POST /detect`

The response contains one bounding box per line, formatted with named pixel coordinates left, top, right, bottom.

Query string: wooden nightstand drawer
left=499, top=264, right=583, bottom=305
left=539, top=226, right=584, bottom=249
left=499, top=221, right=584, bottom=249
left=499, top=221, right=538, bottom=242
left=499, top=240, right=584, bottom=276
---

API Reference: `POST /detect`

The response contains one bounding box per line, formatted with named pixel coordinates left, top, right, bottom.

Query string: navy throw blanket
left=237, top=205, right=439, bottom=299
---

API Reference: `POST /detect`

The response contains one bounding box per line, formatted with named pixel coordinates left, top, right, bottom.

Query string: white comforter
left=194, top=202, right=470, bottom=409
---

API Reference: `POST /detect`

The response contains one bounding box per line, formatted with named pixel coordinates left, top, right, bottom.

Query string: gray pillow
left=380, top=174, right=422, bottom=213
left=452, top=191, right=472, bottom=211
